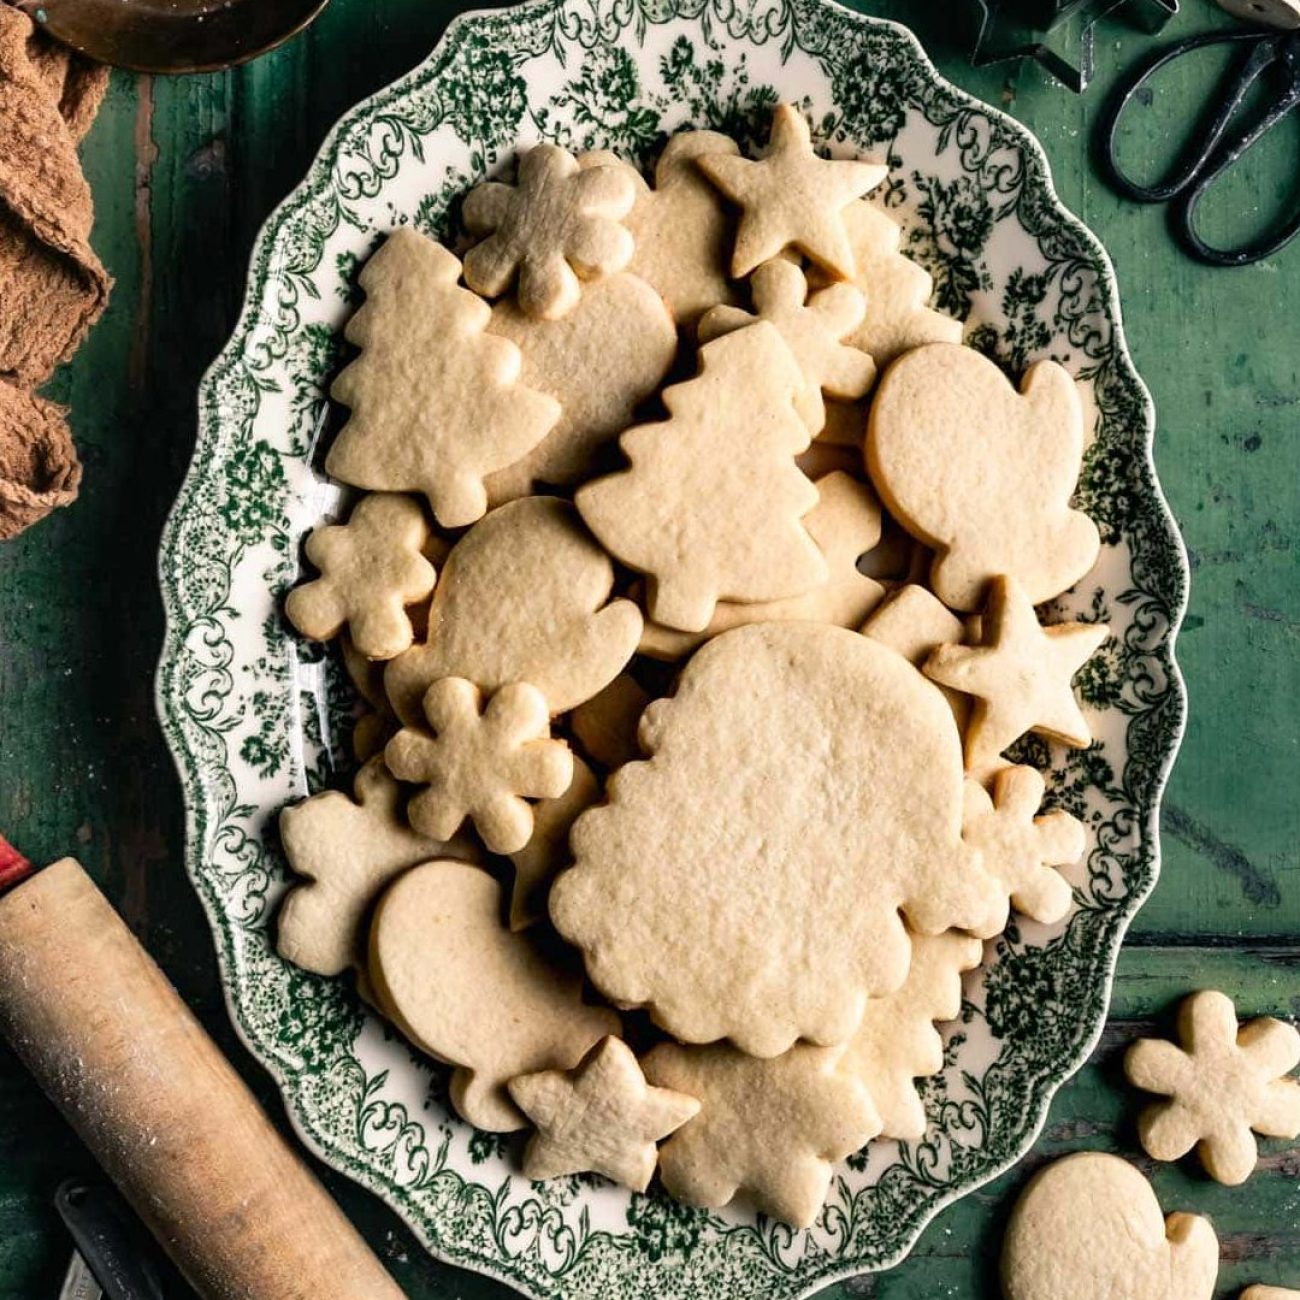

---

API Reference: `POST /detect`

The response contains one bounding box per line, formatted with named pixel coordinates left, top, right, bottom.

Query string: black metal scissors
left=1102, top=4, right=1300, bottom=266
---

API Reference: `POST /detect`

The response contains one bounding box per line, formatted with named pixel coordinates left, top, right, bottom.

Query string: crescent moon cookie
left=866, top=342, right=1101, bottom=611
left=325, top=229, right=560, bottom=530
left=369, top=860, right=620, bottom=1132
left=1125, top=990, right=1300, bottom=1185
left=1001, top=1153, right=1219, bottom=1300
left=549, top=623, right=1007, bottom=1058
left=697, top=103, right=887, bottom=279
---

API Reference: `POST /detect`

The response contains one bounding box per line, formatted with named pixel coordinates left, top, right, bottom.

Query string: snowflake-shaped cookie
left=1125, top=989, right=1300, bottom=1185
left=285, top=493, right=436, bottom=660
left=699, top=259, right=875, bottom=432
left=463, top=144, right=636, bottom=320
left=385, top=677, right=574, bottom=854
left=508, top=1036, right=700, bottom=1191
left=697, top=104, right=887, bottom=279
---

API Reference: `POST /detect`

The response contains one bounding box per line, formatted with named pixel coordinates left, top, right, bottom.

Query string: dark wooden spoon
left=15, top=0, right=330, bottom=74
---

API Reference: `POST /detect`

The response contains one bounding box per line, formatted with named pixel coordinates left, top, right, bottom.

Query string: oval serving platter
left=157, top=1, right=1189, bottom=1296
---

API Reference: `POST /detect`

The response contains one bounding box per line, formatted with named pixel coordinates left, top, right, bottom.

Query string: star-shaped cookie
left=924, top=575, right=1109, bottom=770
left=1125, top=990, right=1300, bottom=1185
left=508, top=1036, right=700, bottom=1191
left=697, top=104, right=887, bottom=279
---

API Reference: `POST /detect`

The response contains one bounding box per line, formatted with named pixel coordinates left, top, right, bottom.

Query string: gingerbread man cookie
left=369, top=860, right=619, bottom=1131
left=326, top=229, right=560, bottom=529
left=463, top=144, right=636, bottom=319
left=1126, top=990, right=1300, bottom=1185
left=866, top=343, right=1101, bottom=610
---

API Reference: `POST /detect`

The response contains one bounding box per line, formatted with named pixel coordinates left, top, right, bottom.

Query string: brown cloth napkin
left=0, top=5, right=110, bottom=540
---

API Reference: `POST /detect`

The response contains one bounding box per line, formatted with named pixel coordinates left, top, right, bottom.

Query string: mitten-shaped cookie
left=369, top=860, right=619, bottom=1131
left=384, top=496, right=643, bottom=724
left=1001, top=1153, right=1219, bottom=1300
left=326, top=229, right=560, bottom=529
left=866, top=343, right=1101, bottom=610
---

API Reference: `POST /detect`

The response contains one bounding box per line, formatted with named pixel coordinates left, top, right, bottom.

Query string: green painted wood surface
left=1, top=0, right=1297, bottom=1294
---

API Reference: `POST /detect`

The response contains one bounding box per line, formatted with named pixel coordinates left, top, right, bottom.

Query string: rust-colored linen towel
left=0, top=5, right=110, bottom=538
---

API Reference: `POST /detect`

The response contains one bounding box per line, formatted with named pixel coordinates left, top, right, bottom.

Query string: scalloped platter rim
left=156, top=2, right=1190, bottom=1296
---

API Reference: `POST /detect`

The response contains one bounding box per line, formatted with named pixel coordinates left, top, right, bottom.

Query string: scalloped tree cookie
left=385, top=678, right=573, bottom=855
left=642, top=1039, right=881, bottom=1228
left=866, top=342, right=1101, bottom=610
left=384, top=496, right=643, bottom=725
left=1001, top=1152, right=1219, bottom=1300
left=697, top=104, right=887, bottom=279
left=1125, top=990, right=1300, bottom=1185
left=550, top=623, right=1007, bottom=1057
left=841, top=929, right=982, bottom=1139
left=285, top=493, right=436, bottom=661
left=577, top=321, right=826, bottom=633
left=925, top=575, right=1109, bottom=771
left=369, top=860, right=620, bottom=1132
left=483, top=272, right=677, bottom=504
left=463, top=144, right=636, bottom=319
left=699, top=258, right=874, bottom=432
left=508, top=1036, right=700, bottom=1192
left=638, top=471, right=885, bottom=660
left=325, top=229, right=560, bottom=529
left=277, top=757, right=476, bottom=977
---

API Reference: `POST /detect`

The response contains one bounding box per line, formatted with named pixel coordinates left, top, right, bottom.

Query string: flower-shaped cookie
left=285, top=493, right=437, bottom=660
left=463, top=144, right=637, bottom=320
left=699, top=258, right=875, bottom=432
left=1125, top=990, right=1300, bottom=1185
left=508, top=1036, right=700, bottom=1191
left=698, top=103, right=886, bottom=279
left=385, top=677, right=574, bottom=854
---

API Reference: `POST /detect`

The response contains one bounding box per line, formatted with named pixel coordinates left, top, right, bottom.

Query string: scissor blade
left=58, top=1252, right=104, bottom=1300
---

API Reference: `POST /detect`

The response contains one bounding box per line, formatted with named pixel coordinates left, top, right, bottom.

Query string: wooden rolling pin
left=0, top=853, right=406, bottom=1300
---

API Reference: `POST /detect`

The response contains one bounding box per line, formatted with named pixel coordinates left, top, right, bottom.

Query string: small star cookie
left=699, top=258, right=875, bottom=433
left=385, top=678, right=574, bottom=854
left=924, top=576, right=1109, bottom=771
left=285, top=493, right=437, bottom=661
left=698, top=104, right=887, bottom=279
left=1125, top=990, right=1300, bottom=1185
left=508, top=1036, right=700, bottom=1191
left=463, top=144, right=636, bottom=319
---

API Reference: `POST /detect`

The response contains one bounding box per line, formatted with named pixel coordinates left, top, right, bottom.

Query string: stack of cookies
left=276, top=103, right=1109, bottom=1228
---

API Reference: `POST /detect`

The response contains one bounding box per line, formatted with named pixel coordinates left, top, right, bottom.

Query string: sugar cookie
left=1125, top=990, right=1300, bottom=1186
left=1241, top=1289, right=1300, bottom=1300
left=508, top=1036, right=700, bottom=1192
left=569, top=674, right=650, bottom=770
left=841, top=929, right=982, bottom=1139
left=550, top=623, right=1006, bottom=1057
left=326, top=229, right=560, bottom=529
left=924, top=576, right=1109, bottom=771
left=277, top=757, right=475, bottom=977
left=642, top=1040, right=880, bottom=1228
left=962, top=766, right=1084, bottom=924
left=698, top=259, right=874, bottom=432
left=637, top=472, right=885, bottom=660
left=462, top=144, right=636, bottom=319
left=618, top=131, right=742, bottom=326
left=795, top=439, right=864, bottom=481
left=369, top=860, right=619, bottom=1131
left=866, top=343, right=1101, bottom=610
left=577, top=321, right=825, bottom=633
left=507, top=755, right=601, bottom=931
left=483, top=272, right=677, bottom=503
left=812, top=200, right=963, bottom=366
left=1001, top=1152, right=1219, bottom=1300
left=285, top=493, right=436, bottom=661
left=384, top=496, right=643, bottom=724
left=697, top=104, right=886, bottom=279
left=385, top=678, right=573, bottom=855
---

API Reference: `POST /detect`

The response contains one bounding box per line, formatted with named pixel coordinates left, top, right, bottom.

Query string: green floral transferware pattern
left=156, top=1, right=1188, bottom=1295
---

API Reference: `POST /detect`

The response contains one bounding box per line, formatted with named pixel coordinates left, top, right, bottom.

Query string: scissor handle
left=1102, top=28, right=1275, bottom=204
left=1175, top=37, right=1300, bottom=264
